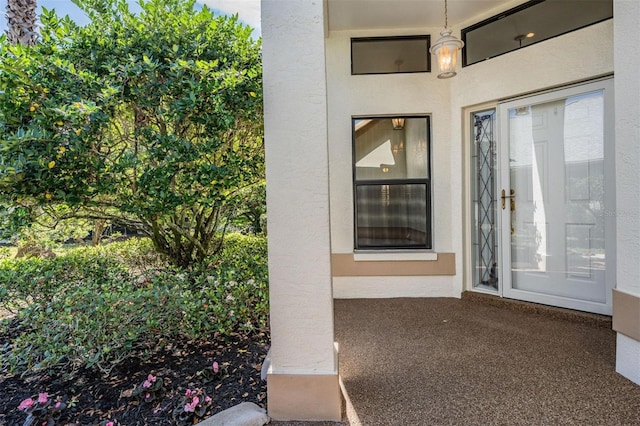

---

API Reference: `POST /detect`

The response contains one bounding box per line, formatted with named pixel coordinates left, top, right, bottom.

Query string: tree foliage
left=0, top=0, right=263, bottom=266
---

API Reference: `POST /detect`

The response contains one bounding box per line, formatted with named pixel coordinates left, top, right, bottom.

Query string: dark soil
left=0, top=322, right=269, bottom=426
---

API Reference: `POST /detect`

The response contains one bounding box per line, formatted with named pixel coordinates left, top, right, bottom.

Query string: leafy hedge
left=0, top=235, right=268, bottom=376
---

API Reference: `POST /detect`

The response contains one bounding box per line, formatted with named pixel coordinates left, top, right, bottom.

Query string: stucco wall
left=613, top=0, right=640, bottom=385
left=614, top=1, right=640, bottom=298
left=326, top=15, right=613, bottom=298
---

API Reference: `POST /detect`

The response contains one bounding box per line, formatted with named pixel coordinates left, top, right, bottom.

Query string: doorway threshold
left=462, top=291, right=612, bottom=329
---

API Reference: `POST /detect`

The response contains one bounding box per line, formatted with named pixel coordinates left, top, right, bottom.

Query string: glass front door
left=498, top=79, right=614, bottom=315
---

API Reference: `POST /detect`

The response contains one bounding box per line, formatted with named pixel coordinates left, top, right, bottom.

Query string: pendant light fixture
left=430, top=0, right=464, bottom=79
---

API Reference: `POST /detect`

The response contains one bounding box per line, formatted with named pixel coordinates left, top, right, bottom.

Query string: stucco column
left=261, top=0, right=341, bottom=420
left=613, top=0, right=640, bottom=386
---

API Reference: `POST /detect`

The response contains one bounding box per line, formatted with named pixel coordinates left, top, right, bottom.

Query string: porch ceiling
left=326, top=0, right=516, bottom=31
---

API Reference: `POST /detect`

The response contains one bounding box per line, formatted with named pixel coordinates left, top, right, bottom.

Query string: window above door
left=462, top=0, right=612, bottom=67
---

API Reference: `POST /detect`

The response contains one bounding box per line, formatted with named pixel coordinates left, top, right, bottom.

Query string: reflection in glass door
left=499, top=79, right=614, bottom=315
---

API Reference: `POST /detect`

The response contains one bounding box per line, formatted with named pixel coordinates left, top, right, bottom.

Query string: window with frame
left=353, top=116, right=432, bottom=249
left=351, top=36, right=431, bottom=75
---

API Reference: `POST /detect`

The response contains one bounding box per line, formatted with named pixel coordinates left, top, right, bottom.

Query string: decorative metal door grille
left=472, top=110, right=498, bottom=289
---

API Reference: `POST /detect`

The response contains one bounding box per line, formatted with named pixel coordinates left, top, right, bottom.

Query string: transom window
left=353, top=116, right=432, bottom=249
left=462, top=0, right=612, bottom=66
left=351, top=36, right=431, bottom=75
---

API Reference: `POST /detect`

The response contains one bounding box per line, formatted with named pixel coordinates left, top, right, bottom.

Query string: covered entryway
left=262, top=0, right=640, bottom=420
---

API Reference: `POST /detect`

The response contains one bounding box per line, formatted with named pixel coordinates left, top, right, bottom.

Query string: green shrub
left=4, top=273, right=184, bottom=374
left=0, top=246, right=14, bottom=259
left=178, top=233, right=269, bottom=338
left=217, top=233, right=269, bottom=283
left=0, top=234, right=269, bottom=377
left=0, top=241, right=145, bottom=314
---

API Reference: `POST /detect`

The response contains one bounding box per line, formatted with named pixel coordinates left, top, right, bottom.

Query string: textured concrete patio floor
left=274, top=297, right=640, bottom=425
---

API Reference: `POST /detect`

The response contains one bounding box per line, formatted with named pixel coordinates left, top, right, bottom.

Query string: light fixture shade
left=430, top=29, right=464, bottom=79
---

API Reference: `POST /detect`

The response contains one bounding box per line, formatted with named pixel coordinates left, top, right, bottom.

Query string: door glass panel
left=472, top=110, right=498, bottom=291
left=508, top=90, right=606, bottom=302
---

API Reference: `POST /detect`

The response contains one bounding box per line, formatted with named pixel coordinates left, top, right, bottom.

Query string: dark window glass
left=356, top=184, right=430, bottom=248
left=462, top=0, right=613, bottom=66
left=353, top=117, right=431, bottom=249
left=351, top=36, right=431, bottom=75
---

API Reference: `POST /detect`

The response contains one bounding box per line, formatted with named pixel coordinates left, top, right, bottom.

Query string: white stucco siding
left=333, top=276, right=456, bottom=299
left=617, top=334, right=640, bottom=385
left=262, top=0, right=336, bottom=373
left=614, top=0, right=640, bottom=385
left=614, top=0, right=640, bottom=298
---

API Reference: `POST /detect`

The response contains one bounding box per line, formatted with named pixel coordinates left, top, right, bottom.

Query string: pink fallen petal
left=212, top=361, right=219, bottom=373
left=142, top=380, right=152, bottom=388
left=205, top=396, right=212, bottom=403
left=55, top=402, right=61, bottom=409
left=184, top=403, right=195, bottom=413
left=18, top=398, right=34, bottom=411
left=106, top=422, right=114, bottom=426
left=148, top=374, right=157, bottom=383
left=185, top=389, right=192, bottom=397
left=145, top=393, right=151, bottom=399
left=38, top=393, right=48, bottom=404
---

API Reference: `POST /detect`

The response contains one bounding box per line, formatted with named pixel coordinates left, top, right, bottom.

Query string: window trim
left=352, top=115, right=433, bottom=250
left=350, top=35, right=431, bottom=75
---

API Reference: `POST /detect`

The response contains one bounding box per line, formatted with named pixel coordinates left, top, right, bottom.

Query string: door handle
left=501, top=189, right=516, bottom=211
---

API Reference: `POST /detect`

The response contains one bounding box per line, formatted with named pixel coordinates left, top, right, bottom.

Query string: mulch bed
left=0, top=322, right=270, bottom=425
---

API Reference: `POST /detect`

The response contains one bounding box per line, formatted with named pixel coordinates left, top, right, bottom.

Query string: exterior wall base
left=613, top=289, right=640, bottom=385
left=267, top=371, right=342, bottom=421
left=333, top=276, right=457, bottom=299
left=616, top=334, right=640, bottom=385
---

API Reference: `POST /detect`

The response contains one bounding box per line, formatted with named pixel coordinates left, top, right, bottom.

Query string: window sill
left=353, top=250, right=438, bottom=262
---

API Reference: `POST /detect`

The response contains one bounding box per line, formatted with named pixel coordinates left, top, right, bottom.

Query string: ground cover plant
left=0, top=234, right=269, bottom=425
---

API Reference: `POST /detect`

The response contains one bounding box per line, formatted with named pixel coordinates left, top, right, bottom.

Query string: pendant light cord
left=445, top=0, right=449, bottom=29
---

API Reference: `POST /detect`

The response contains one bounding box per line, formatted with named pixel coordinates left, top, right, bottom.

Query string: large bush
left=0, top=235, right=268, bottom=376
left=0, top=0, right=264, bottom=267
